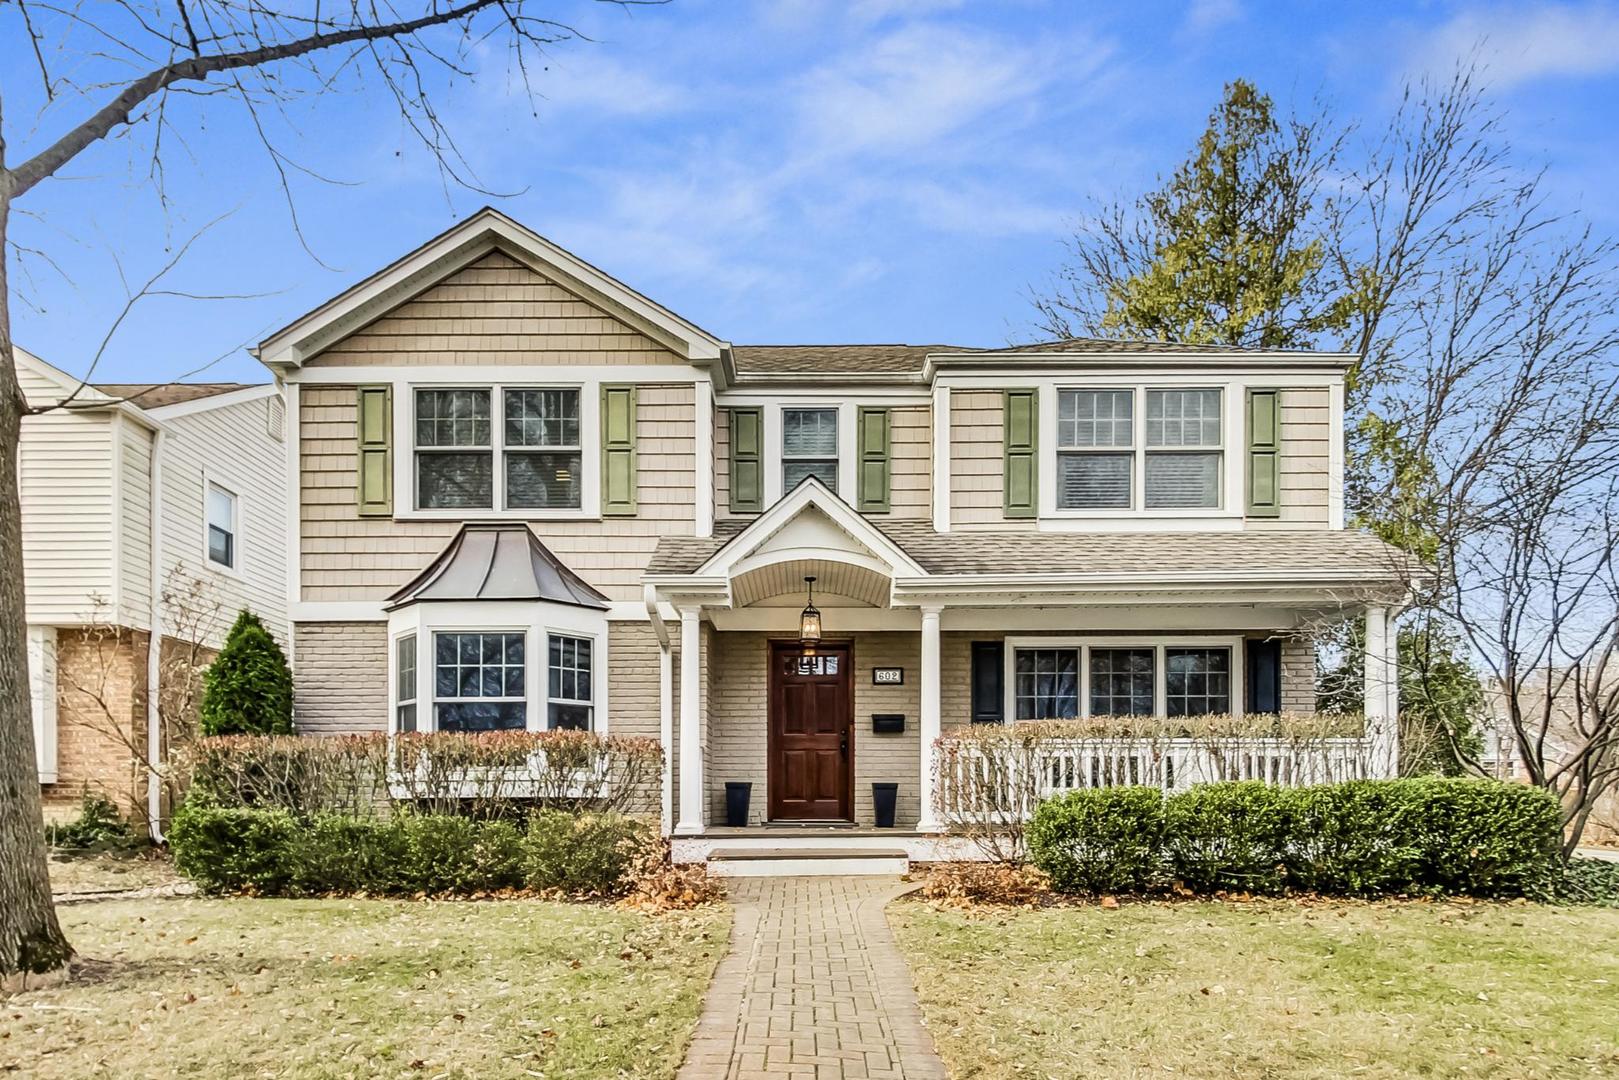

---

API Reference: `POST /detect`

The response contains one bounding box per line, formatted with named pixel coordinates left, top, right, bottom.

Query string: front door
left=768, top=642, right=853, bottom=821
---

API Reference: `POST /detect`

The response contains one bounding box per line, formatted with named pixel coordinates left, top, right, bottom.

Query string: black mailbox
left=871, top=714, right=905, bottom=734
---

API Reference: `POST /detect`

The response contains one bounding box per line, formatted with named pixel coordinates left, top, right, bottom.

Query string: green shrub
left=1027, top=787, right=1164, bottom=894
left=169, top=804, right=300, bottom=894
left=1027, top=778, right=1562, bottom=900
left=524, top=810, right=652, bottom=896
left=200, top=610, right=294, bottom=736
left=45, top=792, right=141, bottom=851
left=1162, top=781, right=1296, bottom=894
left=1550, top=858, right=1619, bottom=906
left=168, top=805, right=652, bottom=898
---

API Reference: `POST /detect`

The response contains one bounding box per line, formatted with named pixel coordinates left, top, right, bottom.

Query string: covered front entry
left=769, top=642, right=854, bottom=821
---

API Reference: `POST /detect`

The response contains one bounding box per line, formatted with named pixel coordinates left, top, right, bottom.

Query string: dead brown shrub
left=916, top=862, right=1052, bottom=908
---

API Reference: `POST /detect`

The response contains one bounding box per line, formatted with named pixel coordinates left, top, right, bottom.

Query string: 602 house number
left=872, top=668, right=904, bottom=685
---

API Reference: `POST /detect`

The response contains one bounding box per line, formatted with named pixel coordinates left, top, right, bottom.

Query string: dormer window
left=782, top=408, right=838, bottom=492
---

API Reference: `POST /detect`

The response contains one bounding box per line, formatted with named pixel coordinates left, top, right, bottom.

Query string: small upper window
left=782, top=408, right=838, bottom=492
left=1145, top=389, right=1222, bottom=509
left=206, top=482, right=238, bottom=569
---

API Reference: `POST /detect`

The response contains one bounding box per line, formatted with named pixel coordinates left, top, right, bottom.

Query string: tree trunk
left=0, top=191, right=75, bottom=985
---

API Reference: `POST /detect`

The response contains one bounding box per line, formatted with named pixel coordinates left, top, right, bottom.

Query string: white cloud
left=1182, top=0, right=1244, bottom=38
left=1414, top=3, right=1619, bottom=88
left=526, top=56, right=689, bottom=115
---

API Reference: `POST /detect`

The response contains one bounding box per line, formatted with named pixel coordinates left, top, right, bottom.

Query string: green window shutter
left=1246, top=389, right=1281, bottom=517
left=1003, top=389, right=1038, bottom=518
left=856, top=406, right=891, bottom=513
left=601, top=384, right=638, bottom=516
left=356, top=385, right=392, bottom=517
left=729, top=406, right=763, bottom=513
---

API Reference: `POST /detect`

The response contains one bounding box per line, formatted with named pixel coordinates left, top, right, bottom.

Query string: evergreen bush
left=200, top=610, right=293, bottom=736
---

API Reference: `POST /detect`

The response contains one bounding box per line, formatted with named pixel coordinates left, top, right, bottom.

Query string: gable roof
left=386, top=523, right=610, bottom=611
left=255, top=207, right=726, bottom=373
left=94, top=382, right=258, bottom=409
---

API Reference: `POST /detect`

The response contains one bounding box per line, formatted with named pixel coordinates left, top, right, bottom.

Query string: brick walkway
left=677, top=876, right=948, bottom=1079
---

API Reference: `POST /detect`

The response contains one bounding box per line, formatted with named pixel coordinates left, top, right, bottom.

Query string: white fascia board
left=256, top=208, right=726, bottom=370
left=14, top=348, right=167, bottom=431
left=689, top=477, right=927, bottom=579
left=145, top=383, right=280, bottom=420
left=923, top=350, right=1358, bottom=381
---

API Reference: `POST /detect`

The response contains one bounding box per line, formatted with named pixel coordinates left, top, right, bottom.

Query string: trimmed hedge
left=169, top=805, right=652, bottom=898
left=1028, top=778, right=1562, bottom=898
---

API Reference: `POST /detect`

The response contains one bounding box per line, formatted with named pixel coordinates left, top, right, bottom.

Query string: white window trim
left=1002, top=635, right=1244, bottom=721
left=386, top=600, right=610, bottom=734
left=761, top=400, right=858, bottom=508
left=28, top=626, right=58, bottom=784
left=1044, top=383, right=1237, bottom=520
left=393, top=380, right=601, bottom=521
left=202, top=473, right=244, bottom=579
left=542, top=628, right=603, bottom=731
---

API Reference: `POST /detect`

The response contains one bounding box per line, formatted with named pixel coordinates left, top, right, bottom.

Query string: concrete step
left=705, top=846, right=909, bottom=877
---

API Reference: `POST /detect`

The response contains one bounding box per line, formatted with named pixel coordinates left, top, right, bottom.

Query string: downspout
left=146, top=428, right=165, bottom=842
left=645, top=584, right=672, bottom=836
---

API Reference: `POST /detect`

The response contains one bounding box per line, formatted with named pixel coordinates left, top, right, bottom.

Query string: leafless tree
left=0, top=0, right=647, bottom=985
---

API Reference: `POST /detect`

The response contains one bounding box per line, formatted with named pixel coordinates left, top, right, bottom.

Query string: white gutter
left=145, top=428, right=166, bottom=842
left=645, top=584, right=673, bottom=837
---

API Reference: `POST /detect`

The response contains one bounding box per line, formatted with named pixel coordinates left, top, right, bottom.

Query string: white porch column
left=659, top=641, right=674, bottom=836
left=917, top=605, right=943, bottom=832
left=675, top=607, right=704, bottom=835
left=1363, top=605, right=1400, bottom=778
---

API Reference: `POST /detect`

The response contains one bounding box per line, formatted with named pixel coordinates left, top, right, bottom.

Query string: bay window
left=396, top=634, right=418, bottom=733
left=414, top=386, right=582, bottom=511
left=1054, top=387, right=1225, bottom=512
left=782, top=408, right=839, bottom=492
left=434, top=631, right=526, bottom=731
left=1006, top=641, right=1238, bottom=719
left=547, top=634, right=594, bottom=730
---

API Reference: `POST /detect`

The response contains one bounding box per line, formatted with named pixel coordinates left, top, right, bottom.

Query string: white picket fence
left=936, top=736, right=1375, bottom=823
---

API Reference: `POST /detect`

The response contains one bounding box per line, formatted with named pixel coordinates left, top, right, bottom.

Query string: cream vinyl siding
left=299, top=383, right=695, bottom=603
left=116, top=420, right=155, bottom=628
left=19, top=406, right=117, bottom=625
left=161, top=397, right=290, bottom=646
left=302, top=250, right=687, bottom=368
left=1249, top=387, right=1332, bottom=529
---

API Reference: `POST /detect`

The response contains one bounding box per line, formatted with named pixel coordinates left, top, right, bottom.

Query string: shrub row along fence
left=178, top=731, right=663, bottom=819
left=1027, top=778, right=1563, bottom=899
left=170, top=805, right=654, bottom=898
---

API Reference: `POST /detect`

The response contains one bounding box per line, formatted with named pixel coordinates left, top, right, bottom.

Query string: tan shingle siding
left=299, top=384, right=695, bottom=603
left=950, top=391, right=1032, bottom=529
left=1250, top=387, right=1331, bottom=528
left=888, top=406, right=931, bottom=520
left=304, top=251, right=686, bottom=367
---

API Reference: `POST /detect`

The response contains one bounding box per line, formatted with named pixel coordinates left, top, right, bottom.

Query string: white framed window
left=205, top=480, right=239, bottom=570
left=412, top=386, right=584, bottom=513
left=547, top=634, right=594, bottom=730
left=433, top=631, right=527, bottom=731
left=1005, top=638, right=1241, bottom=720
left=782, top=407, right=839, bottom=493
left=1049, top=385, right=1227, bottom=516
left=395, top=633, right=418, bottom=733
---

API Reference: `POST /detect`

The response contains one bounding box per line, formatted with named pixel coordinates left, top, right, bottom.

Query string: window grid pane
left=783, top=459, right=838, bottom=492
left=1165, top=647, right=1231, bottom=717
left=1145, top=451, right=1221, bottom=509
left=547, top=634, right=594, bottom=731
left=1058, top=390, right=1133, bottom=448
left=417, top=451, right=494, bottom=509
left=1057, top=452, right=1132, bottom=509
left=504, top=389, right=580, bottom=448
left=396, top=635, right=417, bottom=703
left=1146, top=389, right=1221, bottom=448
left=1088, top=648, right=1155, bottom=716
left=783, top=409, right=838, bottom=456
left=416, top=389, right=491, bottom=447
left=506, top=451, right=582, bottom=509
left=434, top=632, right=525, bottom=732
left=1014, top=649, right=1079, bottom=720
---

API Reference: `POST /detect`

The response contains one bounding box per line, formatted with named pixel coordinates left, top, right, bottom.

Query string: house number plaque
left=872, top=667, right=904, bottom=685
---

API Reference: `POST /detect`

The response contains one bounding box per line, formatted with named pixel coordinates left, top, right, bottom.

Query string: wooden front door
left=768, top=642, right=853, bottom=821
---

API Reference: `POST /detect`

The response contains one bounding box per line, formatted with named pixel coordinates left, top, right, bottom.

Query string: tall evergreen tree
left=200, top=611, right=294, bottom=737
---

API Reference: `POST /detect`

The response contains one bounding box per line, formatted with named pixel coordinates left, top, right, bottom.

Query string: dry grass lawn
left=891, top=898, right=1619, bottom=1079
left=3, top=895, right=728, bottom=1079
left=48, top=850, right=183, bottom=896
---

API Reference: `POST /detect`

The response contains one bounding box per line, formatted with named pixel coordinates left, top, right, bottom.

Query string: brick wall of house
left=42, top=628, right=148, bottom=820
left=1280, top=635, right=1317, bottom=714
left=293, top=621, right=388, bottom=734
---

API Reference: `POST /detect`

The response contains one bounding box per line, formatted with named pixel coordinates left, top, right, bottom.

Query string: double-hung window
left=547, top=634, right=594, bottom=730
left=414, top=387, right=582, bottom=511
left=395, top=635, right=418, bottom=733
left=205, top=482, right=238, bottom=569
left=1055, top=388, right=1224, bottom=511
left=782, top=408, right=838, bottom=492
left=433, top=632, right=526, bottom=731
left=1009, top=643, right=1235, bottom=719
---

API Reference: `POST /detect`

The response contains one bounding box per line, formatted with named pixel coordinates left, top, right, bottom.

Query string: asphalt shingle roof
left=727, top=337, right=1300, bottom=377
left=94, top=382, right=258, bottom=408
left=647, top=520, right=1407, bottom=579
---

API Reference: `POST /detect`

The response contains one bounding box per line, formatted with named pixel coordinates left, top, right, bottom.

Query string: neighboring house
left=18, top=348, right=288, bottom=827
left=255, top=208, right=1409, bottom=869
left=1482, top=675, right=1619, bottom=846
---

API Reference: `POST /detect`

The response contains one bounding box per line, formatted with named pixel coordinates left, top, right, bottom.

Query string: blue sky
left=6, top=0, right=1619, bottom=384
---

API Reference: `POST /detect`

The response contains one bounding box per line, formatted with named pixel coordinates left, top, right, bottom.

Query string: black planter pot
left=872, top=783, right=899, bottom=828
left=724, top=782, right=752, bottom=827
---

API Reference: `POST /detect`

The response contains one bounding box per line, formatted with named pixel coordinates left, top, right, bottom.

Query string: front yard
left=892, top=898, right=1619, bottom=1079
left=4, top=893, right=728, bottom=1079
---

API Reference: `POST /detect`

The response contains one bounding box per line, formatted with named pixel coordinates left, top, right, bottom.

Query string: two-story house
left=256, top=209, right=1408, bottom=868
left=19, top=348, right=288, bottom=830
